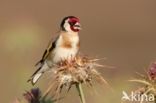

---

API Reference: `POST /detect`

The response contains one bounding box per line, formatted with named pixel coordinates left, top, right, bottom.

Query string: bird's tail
left=28, top=62, right=49, bottom=85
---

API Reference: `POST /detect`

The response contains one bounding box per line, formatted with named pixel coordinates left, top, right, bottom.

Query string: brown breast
left=61, top=33, right=72, bottom=49
left=61, top=32, right=80, bottom=50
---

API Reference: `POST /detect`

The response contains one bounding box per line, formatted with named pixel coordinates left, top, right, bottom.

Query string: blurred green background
left=0, top=0, right=156, bottom=103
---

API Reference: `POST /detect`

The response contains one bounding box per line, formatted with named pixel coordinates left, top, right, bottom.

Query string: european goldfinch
left=28, top=16, right=81, bottom=85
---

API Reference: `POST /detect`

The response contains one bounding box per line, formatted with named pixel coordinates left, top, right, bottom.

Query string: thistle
left=13, top=55, right=110, bottom=103
left=44, top=55, right=110, bottom=103
left=13, top=88, right=53, bottom=103
left=129, top=62, right=156, bottom=103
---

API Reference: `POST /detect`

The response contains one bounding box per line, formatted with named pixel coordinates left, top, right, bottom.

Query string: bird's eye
left=69, top=21, right=76, bottom=26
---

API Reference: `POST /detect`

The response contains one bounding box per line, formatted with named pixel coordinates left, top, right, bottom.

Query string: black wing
left=35, top=36, right=58, bottom=66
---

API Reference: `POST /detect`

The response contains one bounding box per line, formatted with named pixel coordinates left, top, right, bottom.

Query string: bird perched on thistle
left=28, top=16, right=81, bottom=85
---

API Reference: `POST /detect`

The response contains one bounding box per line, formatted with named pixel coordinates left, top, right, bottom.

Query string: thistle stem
left=76, top=83, right=86, bottom=103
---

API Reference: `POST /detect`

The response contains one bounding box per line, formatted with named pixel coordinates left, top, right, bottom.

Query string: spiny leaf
left=129, top=79, right=151, bottom=86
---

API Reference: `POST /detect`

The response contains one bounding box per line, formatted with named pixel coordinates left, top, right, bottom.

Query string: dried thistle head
left=45, top=55, right=109, bottom=99
left=148, top=62, right=156, bottom=80
left=23, top=88, right=41, bottom=103
left=130, top=62, right=156, bottom=97
left=18, top=88, right=53, bottom=103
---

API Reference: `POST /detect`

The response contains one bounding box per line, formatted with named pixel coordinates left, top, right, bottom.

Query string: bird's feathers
left=32, top=73, right=42, bottom=85
left=28, top=36, right=58, bottom=85
left=35, top=36, right=58, bottom=66
left=28, top=62, right=50, bottom=85
left=29, top=28, right=80, bottom=85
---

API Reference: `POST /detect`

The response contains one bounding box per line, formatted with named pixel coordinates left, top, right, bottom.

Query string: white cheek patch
left=64, top=20, right=72, bottom=32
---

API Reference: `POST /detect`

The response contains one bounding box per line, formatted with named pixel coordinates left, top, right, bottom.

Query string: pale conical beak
left=74, top=22, right=82, bottom=30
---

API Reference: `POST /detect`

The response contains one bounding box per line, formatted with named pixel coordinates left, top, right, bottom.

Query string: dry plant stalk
left=44, top=55, right=109, bottom=103
left=129, top=62, right=156, bottom=103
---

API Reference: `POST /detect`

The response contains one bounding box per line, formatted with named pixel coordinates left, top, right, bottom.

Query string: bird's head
left=60, top=16, right=81, bottom=32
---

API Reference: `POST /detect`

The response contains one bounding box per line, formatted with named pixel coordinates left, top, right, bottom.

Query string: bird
left=28, top=16, right=81, bottom=85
